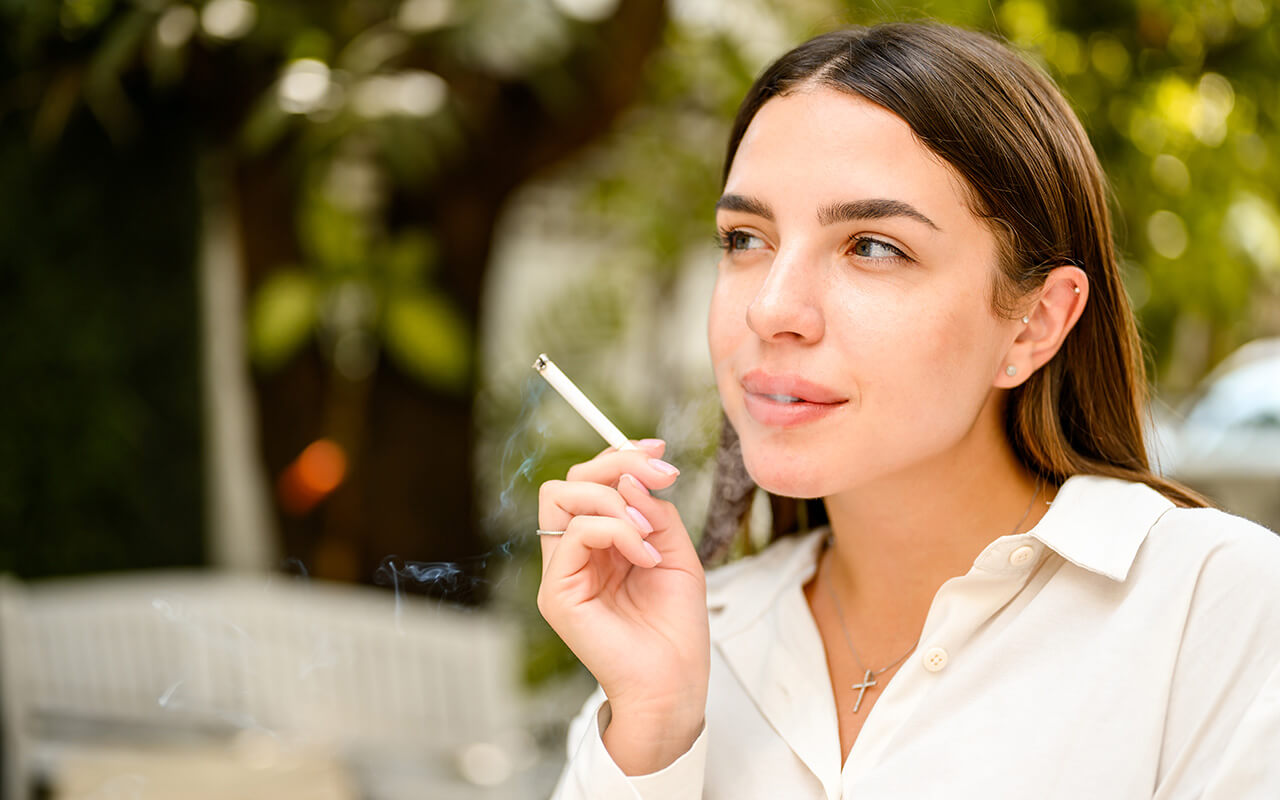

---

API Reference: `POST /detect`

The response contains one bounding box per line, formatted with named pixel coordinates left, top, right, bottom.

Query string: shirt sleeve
left=548, top=686, right=709, bottom=800
left=1198, top=661, right=1280, bottom=799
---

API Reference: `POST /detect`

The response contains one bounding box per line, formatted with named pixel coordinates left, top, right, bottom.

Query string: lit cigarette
left=532, top=354, right=637, bottom=451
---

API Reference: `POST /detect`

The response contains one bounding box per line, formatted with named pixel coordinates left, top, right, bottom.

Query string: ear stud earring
left=1021, top=316, right=1030, bottom=324
left=1006, top=365, right=1018, bottom=376
left=1073, top=286, right=1080, bottom=294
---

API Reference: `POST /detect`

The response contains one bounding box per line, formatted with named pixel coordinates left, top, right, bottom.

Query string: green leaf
left=86, top=9, right=149, bottom=91
left=381, top=228, right=437, bottom=286
left=301, top=196, right=371, bottom=274
left=59, top=0, right=113, bottom=34
left=288, top=28, right=333, bottom=62
left=382, top=290, right=470, bottom=391
left=249, top=269, right=317, bottom=370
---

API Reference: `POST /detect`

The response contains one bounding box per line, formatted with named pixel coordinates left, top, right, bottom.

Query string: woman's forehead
left=723, top=87, right=973, bottom=225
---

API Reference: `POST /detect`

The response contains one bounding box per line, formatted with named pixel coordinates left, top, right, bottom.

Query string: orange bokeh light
left=278, top=438, right=348, bottom=515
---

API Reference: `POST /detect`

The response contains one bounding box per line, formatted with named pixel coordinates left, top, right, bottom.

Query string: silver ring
left=536, top=529, right=566, bottom=537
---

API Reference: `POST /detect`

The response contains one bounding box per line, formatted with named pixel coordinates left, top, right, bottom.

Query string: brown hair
left=699, top=22, right=1210, bottom=564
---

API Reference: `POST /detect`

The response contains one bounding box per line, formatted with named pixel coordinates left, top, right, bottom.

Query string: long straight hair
left=699, top=22, right=1209, bottom=564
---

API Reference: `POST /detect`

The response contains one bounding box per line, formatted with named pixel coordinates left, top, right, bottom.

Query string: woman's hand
left=537, top=439, right=710, bottom=775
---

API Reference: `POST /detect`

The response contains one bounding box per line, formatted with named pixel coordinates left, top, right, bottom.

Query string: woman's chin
left=743, top=455, right=830, bottom=500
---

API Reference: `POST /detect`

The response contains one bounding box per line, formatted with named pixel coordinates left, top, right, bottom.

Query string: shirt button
left=1009, top=545, right=1037, bottom=566
left=922, top=646, right=949, bottom=672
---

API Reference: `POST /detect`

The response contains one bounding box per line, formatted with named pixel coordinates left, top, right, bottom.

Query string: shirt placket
left=841, top=535, right=1047, bottom=790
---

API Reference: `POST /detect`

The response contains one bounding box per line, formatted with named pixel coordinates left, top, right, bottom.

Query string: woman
left=536, top=22, right=1280, bottom=799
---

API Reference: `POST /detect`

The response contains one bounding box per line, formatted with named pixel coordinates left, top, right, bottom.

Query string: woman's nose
left=745, top=253, right=825, bottom=343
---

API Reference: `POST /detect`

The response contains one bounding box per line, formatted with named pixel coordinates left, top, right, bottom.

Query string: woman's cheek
left=707, top=277, right=746, bottom=361
left=907, top=322, right=997, bottom=437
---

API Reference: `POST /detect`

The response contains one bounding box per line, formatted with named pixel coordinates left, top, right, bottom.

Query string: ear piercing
left=1073, top=285, right=1080, bottom=294
left=1011, top=313, right=1033, bottom=376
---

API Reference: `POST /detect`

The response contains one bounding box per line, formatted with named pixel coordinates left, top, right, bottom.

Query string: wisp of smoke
left=373, top=552, right=505, bottom=628
left=655, top=389, right=718, bottom=457
left=279, top=556, right=310, bottom=579
left=368, top=376, right=555, bottom=617
left=490, top=376, right=550, bottom=528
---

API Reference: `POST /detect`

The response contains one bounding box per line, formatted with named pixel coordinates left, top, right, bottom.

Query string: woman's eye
left=850, top=236, right=907, bottom=260
left=717, top=229, right=766, bottom=252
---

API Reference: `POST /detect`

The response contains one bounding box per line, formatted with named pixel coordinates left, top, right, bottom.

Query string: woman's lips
left=741, top=370, right=846, bottom=403
left=741, top=370, right=847, bottom=428
left=743, top=393, right=846, bottom=427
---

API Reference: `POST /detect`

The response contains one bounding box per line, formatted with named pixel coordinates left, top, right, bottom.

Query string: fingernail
left=643, top=541, right=662, bottom=564
left=620, top=473, right=649, bottom=495
left=625, top=505, right=654, bottom=534
left=649, top=458, right=679, bottom=476
left=637, top=438, right=665, bottom=449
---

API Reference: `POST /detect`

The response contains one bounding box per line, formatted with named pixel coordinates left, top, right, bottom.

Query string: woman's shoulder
left=1139, top=494, right=1280, bottom=763
left=1150, top=501, right=1279, bottom=547
left=1103, top=478, right=1280, bottom=645
left=1145, top=501, right=1280, bottom=593
left=1054, top=473, right=1280, bottom=579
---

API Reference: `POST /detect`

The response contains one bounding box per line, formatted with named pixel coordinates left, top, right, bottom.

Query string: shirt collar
left=1025, top=473, right=1174, bottom=582
left=705, top=473, right=1176, bottom=636
left=706, top=528, right=826, bottom=637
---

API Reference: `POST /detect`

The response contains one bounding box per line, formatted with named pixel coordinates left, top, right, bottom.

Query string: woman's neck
left=818, top=396, right=1053, bottom=635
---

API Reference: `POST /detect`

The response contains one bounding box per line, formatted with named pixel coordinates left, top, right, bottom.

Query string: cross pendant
left=850, top=669, right=877, bottom=713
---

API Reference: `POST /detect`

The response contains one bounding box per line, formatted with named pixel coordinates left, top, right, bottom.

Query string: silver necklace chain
left=820, top=476, right=1043, bottom=713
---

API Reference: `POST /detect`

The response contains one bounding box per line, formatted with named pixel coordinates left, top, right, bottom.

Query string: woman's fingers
left=538, top=439, right=674, bottom=574
left=539, top=479, right=656, bottom=571
left=543, top=515, right=662, bottom=586
left=616, top=490, right=692, bottom=569
left=566, top=447, right=680, bottom=491
left=588, top=439, right=667, bottom=460
left=617, top=473, right=680, bottom=533
left=539, top=479, right=652, bottom=533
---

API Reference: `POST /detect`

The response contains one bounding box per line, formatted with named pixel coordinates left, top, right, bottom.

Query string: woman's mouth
left=741, top=371, right=848, bottom=427
left=743, top=393, right=846, bottom=427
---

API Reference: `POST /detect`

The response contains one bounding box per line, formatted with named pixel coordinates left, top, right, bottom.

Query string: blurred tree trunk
left=199, top=154, right=278, bottom=572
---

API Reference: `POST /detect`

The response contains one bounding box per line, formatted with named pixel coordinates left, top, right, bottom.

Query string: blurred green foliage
left=0, top=101, right=205, bottom=576
left=3, top=0, right=544, bottom=403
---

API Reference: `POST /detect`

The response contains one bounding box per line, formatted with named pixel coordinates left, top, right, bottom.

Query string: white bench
left=0, top=571, right=549, bottom=800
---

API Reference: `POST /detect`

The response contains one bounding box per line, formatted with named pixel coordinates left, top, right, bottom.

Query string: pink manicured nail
left=648, top=458, right=679, bottom=476
left=643, top=541, right=662, bottom=564
left=637, top=438, right=665, bottom=449
left=626, top=505, right=654, bottom=534
left=620, top=473, right=649, bottom=495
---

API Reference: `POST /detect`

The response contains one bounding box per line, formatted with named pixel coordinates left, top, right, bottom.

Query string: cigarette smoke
left=655, top=388, right=720, bottom=458
left=490, top=377, right=549, bottom=526
left=370, top=375, right=551, bottom=615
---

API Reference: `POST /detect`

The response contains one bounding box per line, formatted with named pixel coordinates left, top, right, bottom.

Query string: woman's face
left=708, top=87, right=1020, bottom=498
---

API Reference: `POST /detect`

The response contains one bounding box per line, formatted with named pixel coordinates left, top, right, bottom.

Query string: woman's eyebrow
left=715, top=193, right=940, bottom=231
left=818, top=198, right=940, bottom=231
left=715, top=193, right=775, bottom=219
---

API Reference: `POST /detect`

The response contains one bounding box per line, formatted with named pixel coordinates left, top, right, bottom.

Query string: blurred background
left=0, top=0, right=1277, bottom=797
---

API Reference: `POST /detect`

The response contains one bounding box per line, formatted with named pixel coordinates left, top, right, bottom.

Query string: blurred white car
left=1148, top=337, right=1280, bottom=532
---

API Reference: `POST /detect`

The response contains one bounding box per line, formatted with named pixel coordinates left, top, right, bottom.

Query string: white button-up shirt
left=549, top=474, right=1280, bottom=799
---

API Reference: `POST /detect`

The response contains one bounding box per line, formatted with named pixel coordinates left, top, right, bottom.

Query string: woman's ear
left=995, top=264, right=1089, bottom=388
